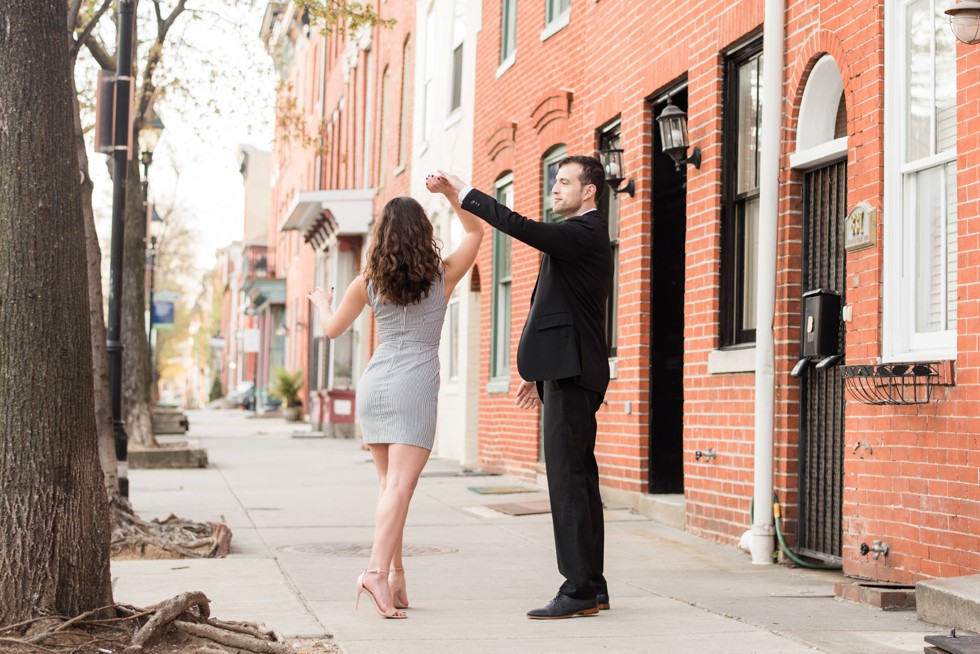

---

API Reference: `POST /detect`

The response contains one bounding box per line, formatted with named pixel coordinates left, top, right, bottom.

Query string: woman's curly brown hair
left=363, top=196, right=443, bottom=306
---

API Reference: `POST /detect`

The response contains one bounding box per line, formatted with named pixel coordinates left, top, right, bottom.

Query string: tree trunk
left=122, top=156, right=157, bottom=447
left=0, top=1, right=113, bottom=624
left=72, top=65, right=119, bottom=497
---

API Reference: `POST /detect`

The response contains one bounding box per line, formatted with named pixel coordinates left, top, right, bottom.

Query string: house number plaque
left=844, top=201, right=876, bottom=252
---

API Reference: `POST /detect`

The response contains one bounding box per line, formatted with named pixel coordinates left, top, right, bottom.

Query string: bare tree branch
left=67, top=0, right=84, bottom=33
left=71, top=0, right=113, bottom=61
left=83, top=32, right=116, bottom=71
left=159, top=0, right=188, bottom=37
left=135, top=0, right=188, bottom=122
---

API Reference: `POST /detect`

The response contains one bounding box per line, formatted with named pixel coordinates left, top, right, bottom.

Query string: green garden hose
left=772, top=496, right=842, bottom=570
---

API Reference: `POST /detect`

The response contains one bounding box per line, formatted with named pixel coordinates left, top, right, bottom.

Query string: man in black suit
left=429, top=156, right=613, bottom=619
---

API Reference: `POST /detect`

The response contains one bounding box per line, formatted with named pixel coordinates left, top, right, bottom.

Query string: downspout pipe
left=751, top=0, right=786, bottom=565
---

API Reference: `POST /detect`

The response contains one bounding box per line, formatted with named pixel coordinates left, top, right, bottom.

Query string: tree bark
left=71, top=63, right=119, bottom=496
left=122, top=154, right=157, bottom=447
left=0, top=1, right=113, bottom=625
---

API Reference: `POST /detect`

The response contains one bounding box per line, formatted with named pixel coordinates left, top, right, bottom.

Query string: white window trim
left=708, top=347, right=757, bottom=374
left=541, top=6, right=570, bottom=41
left=789, top=137, right=847, bottom=171
left=882, top=0, right=957, bottom=362
left=497, top=51, right=516, bottom=77
left=444, top=108, right=463, bottom=130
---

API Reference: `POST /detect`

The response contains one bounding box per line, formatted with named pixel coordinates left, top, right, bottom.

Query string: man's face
left=551, top=163, right=594, bottom=217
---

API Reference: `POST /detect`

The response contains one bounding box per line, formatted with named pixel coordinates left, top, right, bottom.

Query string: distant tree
left=209, top=375, right=224, bottom=403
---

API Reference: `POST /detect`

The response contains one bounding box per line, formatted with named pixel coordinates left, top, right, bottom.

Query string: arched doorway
left=790, top=55, right=848, bottom=562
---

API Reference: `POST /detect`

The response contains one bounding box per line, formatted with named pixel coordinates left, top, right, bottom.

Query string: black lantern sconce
left=946, top=1, right=980, bottom=44
left=598, top=147, right=635, bottom=197
left=656, top=97, right=701, bottom=173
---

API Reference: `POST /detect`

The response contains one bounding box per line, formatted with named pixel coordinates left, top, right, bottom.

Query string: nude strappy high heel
left=389, top=566, right=409, bottom=609
left=355, top=569, right=407, bottom=619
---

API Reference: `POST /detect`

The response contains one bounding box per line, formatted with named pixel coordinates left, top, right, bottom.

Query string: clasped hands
left=425, top=170, right=466, bottom=197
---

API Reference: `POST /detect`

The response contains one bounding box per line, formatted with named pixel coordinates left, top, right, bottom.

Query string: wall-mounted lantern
left=656, top=97, right=702, bottom=173
left=598, top=147, right=635, bottom=197
left=946, top=1, right=980, bottom=44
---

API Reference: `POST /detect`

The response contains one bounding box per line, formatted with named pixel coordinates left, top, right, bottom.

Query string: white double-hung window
left=884, top=0, right=958, bottom=361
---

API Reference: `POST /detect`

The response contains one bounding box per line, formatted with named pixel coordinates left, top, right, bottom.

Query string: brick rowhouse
left=469, top=0, right=980, bottom=583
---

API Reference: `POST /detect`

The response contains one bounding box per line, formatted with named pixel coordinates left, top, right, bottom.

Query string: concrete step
left=636, top=493, right=686, bottom=530
left=917, top=573, right=980, bottom=634
left=600, top=488, right=686, bottom=530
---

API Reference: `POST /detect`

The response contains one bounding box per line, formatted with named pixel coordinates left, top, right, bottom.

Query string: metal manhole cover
left=279, top=542, right=457, bottom=557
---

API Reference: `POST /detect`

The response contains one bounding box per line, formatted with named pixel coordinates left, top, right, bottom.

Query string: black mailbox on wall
left=801, top=288, right=841, bottom=359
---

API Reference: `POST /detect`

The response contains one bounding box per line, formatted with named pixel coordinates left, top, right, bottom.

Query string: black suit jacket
left=462, top=188, right=613, bottom=395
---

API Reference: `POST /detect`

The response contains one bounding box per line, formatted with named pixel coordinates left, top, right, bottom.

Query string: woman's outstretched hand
left=308, top=286, right=334, bottom=309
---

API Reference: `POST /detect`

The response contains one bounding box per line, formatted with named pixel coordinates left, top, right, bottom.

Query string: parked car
left=230, top=381, right=255, bottom=410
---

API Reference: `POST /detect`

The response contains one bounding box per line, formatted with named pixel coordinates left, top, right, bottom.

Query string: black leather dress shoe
left=597, top=592, right=610, bottom=610
left=527, top=593, right=599, bottom=619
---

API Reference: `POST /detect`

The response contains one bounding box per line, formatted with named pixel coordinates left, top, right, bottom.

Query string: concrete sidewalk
left=112, top=410, right=941, bottom=654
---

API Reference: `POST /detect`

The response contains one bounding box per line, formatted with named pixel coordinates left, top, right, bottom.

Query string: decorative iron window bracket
left=840, top=361, right=955, bottom=405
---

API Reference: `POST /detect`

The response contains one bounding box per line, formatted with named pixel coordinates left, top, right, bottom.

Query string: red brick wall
left=374, top=0, right=415, bottom=205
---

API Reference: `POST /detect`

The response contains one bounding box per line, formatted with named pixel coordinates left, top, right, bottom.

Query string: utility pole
left=107, top=0, right=135, bottom=498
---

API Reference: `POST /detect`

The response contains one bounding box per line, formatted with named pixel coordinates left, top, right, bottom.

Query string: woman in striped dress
left=308, top=179, right=483, bottom=619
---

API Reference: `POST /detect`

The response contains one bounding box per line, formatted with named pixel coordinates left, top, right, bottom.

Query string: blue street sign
left=152, top=300, right=174, bottom=327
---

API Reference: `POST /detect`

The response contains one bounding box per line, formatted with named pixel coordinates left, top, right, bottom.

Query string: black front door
left=648, top=91, right=688, bottom=495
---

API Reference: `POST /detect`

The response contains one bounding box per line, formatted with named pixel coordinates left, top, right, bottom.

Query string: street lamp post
left=146, top=212, right=162, bottom=392
left=107, top=0, right=136, bottom=498
left=139, top=112, right=164, bottom=395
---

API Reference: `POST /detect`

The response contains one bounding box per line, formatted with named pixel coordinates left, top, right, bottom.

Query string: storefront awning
left=242, top=278, right=285, bottom=312
left=280, top=189, right=375, bottom=247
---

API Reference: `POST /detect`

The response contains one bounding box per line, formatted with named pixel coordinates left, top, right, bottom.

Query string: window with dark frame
left=545, top=0, right=570, bottom=24
left=377, top=66, right=390, bottom=185
left=599, top=126, right=621, bottom=358
left=451, top=44, right=464, bottom=112
left=490, top=176, right=514, bottom=386
left=721, top=40, right=763, bottom=347
left=450, top=1, right=465, bottom=113
left=397, top=36, right=412, bottom=167
left=542, top=144, right=567, bottom=223
left=500, top=0, right=517, bottom=65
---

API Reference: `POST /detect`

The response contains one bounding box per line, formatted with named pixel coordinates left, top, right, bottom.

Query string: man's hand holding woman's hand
left=515, top=380, right=540, bottom=410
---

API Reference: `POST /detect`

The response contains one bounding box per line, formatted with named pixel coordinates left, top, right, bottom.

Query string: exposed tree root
left=0, top=593, right=336, bottom=654
left=110, top=496, right=232, bottom=560
left=173, top=622, right=292, bottom=654
left=125, top=591, right=211, bottom=653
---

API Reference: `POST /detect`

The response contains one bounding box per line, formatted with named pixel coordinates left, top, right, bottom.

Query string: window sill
left=496, top=53, right=516, bottom=78
left=540, top=11, right=570, bottom=42
left=393, top=163, right=406, bottom=176
left=444, top=109, right=462, bottom=130
left=707, top=347, right=756, bottom=374
left=487, top=378, right=510, bottom=395
left=880, top=348, right=956, bottom=366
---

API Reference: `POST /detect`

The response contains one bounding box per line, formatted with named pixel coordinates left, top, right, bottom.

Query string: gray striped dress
left=357, top=269, right=446, bottom=450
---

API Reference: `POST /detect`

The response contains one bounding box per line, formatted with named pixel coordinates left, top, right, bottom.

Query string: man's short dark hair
left=558, top=155, right=605, bottom=205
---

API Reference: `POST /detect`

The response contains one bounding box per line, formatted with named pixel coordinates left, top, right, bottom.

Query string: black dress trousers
left=541, top=378, right=607, bottom=600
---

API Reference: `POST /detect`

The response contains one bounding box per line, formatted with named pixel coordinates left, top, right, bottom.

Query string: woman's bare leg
left=361, top=444, right=430, bottom=611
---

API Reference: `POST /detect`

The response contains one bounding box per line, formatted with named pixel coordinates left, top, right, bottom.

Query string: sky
left=90, top=2, right=276, bottom=272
